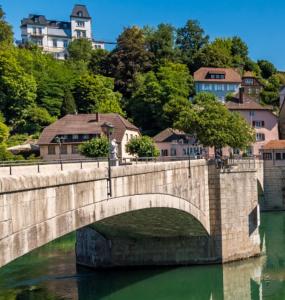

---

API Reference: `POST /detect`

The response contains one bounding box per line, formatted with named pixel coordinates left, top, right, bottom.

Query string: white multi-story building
left=20, top=4, right=105, bottom=60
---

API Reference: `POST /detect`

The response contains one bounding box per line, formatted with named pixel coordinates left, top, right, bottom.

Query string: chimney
left=95, top=112, right=100, bottom=122
left=239, top=87, right=245, bottom=104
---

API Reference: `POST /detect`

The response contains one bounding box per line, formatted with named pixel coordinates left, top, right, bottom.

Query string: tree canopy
left=126, top=136, right=160, bottom=157
left=175, top=93, right=255, bottom=150
left=79, top=136, right=109, bottom=158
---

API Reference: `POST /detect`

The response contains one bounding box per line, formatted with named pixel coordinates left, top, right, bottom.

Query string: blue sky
left=1, top=0, right=284, bottom=70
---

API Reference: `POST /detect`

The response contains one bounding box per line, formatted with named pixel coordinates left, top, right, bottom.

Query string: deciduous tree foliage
left=61, top=89, right=77, bottom=116
left=257, top=60, right=277, bottom=79
left=79, top=136, right=109, bottom=158
left=73, top=73, right=124, bottom=115
left=126, top=136, right=160, bottom=157
left=175, top=93, right=254, bottom=150
left=107, top=26, right=153, bottom=97
left=0, top=7, right=13, bottom=45
left=68, top=38, right=93, bottom=62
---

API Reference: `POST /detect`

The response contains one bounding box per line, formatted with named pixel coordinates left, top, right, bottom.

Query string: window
left=252, top=121, right=265, bottom=128
left=76, top=21, right=85, bottom=27
left=244, top=78, right=254, bottom=85
left=276, top=153, right=282, bottom=160
left=83, top=134, right=89, bottom=140
left=202, top=84, right=212, bottom=91
left=72, top=134, right=79, bottom=140
left=64, top=40, right=68, bottom=48
left=171, top=148, right=177, bottom=157
left=207, top=73, right=225, bottom=79
left=53, top=39, right=57, bottom=48
left=161, top=149, right=168, bottom=157
left=249, top=111, right=255, bottom=117
left=263, top=153, right=272, bottom=160
left=60, top=145, right=68, bottom=155
left=233, top=148, right=240, bottom=155
left=33, top=27, right=37, bottom=34
left=77, top=11, right=83, bottom=17
left=48, top=145, right=56, bottom=155
left=72, top=145, right=79, bottom=154
left=256, top=133, right=265, bottom=141
left=39, top=28, right=42, bottom=35
left=283, top=153, right=285, bottom=160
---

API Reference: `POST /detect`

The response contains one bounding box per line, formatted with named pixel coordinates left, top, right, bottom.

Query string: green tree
left=176, top=20, right=209, bottom=71
left=107, top=26, right=153, bottom=97
left=73, top=73, right=124, bottom=115
left=144, top=23, right=177, bottom=65
left=79, top=136, right=109, bottom=158
left=0, top=50, right=37, bottom=131
left=0, top=121, right=9, bottom=143
left=0, top=7, right=13, bottom=45
left=130, top=62, right=193, bottom=134
left=126, top=136, right=159, bottom=157
left=88, top=48, right=109, bottom=75
left=175, top=93, right=254, bottom=151
left=257, top=60, right=277, bottom=79
left=68, top=38, right=93, bottom=62
left=61, top=89, right=77, bottom=116
left=231, top=36, right=248, bottom=59
left=20, top=106, right=56, bottom=134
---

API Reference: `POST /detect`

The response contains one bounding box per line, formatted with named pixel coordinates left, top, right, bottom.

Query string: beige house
left=38, top=113, right=140, bottom=160
left=153, top=128, right=204, bottom=158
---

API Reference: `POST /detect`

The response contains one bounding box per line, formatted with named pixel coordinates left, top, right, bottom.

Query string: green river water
left=0, top=212, right=285, bottom=300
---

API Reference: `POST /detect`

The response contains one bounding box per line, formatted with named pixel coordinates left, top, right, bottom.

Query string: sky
left=1, top=0, right=284, bottom=70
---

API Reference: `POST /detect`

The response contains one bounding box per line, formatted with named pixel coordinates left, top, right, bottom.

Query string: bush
left=79, top=137, right=109, bottom=158
left=126, top=136, right=160, bottom=157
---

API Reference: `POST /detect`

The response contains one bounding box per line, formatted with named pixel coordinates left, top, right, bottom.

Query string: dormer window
left=207, top=73, right=225, bottom=80
left=244, top=78, right=254, bottom=85
left=77, top=11, right=83, bottom=17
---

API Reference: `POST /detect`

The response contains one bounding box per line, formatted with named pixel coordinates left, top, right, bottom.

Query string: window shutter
left=252, top=121, right=255, bottom=127
left=262, top=121, right=265, bottom=127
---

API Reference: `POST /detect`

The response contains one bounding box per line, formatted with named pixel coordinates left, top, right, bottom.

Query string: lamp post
left=101, top=122, right=114, bottom=197
left=55, top=136, right=63, bottom=161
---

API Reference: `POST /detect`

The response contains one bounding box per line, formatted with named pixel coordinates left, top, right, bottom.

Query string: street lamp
left=101, top=122, right=114, bottom=197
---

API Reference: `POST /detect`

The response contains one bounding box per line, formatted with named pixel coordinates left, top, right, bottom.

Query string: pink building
left=226, top=95, right=279, bottom=156
left=153, top=128, right=204, bottom=158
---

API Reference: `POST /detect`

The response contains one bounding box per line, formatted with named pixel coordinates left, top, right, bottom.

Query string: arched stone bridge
left=0, top=160, right=261, bottom=268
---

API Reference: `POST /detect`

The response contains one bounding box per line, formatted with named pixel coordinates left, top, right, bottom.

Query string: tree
left=176, top=20, right=209, bottom=71
left=144, top=23, right=177, bottom=65
left=88, top=48, right=109, bottom=75
left=0, top=7, right=13, bottom=45
left=231, top=36, right=248, bottom=59
left=73, top=73, right=124, bottom=115
left=61, top=89, right=77, bottom=116
left=107, top=26, right=153, bottom=97
left=257, top=60, right=277, bottom=79
left=0, top=50, right=37, bottom=131
left=175, top=93, right=254, bottom=151
left=126, top=136, right=159, bottom=157
left=130, top=62, right=193, bottom=134
left=0, top=121, right=9, bottom=143
left=79, top=136, right=109, bottom=158
left=68, top=38, right=93, bottom=62
left=192, top=38, right=233, bottom=70
left=20, top=106, right=55, bottom=134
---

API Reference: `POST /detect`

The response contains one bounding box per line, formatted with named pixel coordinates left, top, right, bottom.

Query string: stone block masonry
left=0, top=159, right=261, bottom=268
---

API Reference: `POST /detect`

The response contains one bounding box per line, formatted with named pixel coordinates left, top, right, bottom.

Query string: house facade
left=38, top=113, right=140, bottom=160
left=194, top=67, right=242, bottom=102
left=262, top=140, right=285, bottom=166
left=226, top=92, right=279, bottom=156
left=153, top=128, right=204, bottom=158
left=20, top=5, right=104, bottom=60
left=241, top=71, right=263, bottom=99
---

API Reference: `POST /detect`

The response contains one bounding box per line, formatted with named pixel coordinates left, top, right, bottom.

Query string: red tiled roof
left=243, top=71, right=255, bottom=78
left=263, top=140, right=285, bottom=150
left=194, top=67, right=242, bottom=83
left=38, top=114, right=140, bottom=145
left=225, top=98, right=274, bottom=111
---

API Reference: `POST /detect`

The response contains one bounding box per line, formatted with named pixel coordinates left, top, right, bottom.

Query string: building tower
left=70, top=4, right=92, bottom=40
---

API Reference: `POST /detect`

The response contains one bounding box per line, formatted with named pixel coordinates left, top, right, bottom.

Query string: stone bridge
left=0, top=160, right=261, bottom=268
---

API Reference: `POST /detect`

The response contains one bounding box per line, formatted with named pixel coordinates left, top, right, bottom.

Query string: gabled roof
left=71, top=5, right=91, bottom=19
left=225, top=98, right=274, bottom=111
left=243, top=71, right=255, bottom=78
left=21, top=15, right=48, bottom=27
left=194, top=67, right=242, bottom=83
left=38, top=114, right=140, bottom=145
left=153, top=128, right=188, bottom=143
left=263, top=140, right=285, bottom=150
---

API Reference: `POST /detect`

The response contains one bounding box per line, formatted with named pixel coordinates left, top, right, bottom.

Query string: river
left=0, top=212, right=284, bottom=300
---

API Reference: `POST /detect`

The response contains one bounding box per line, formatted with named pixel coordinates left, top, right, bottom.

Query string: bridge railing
left=0, top=155, right=261, bottom=177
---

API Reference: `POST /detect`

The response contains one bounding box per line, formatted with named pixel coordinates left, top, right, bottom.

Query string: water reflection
left=1, top=213, right=285, bottom=300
